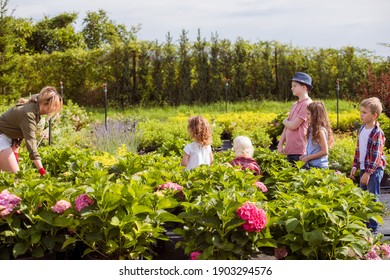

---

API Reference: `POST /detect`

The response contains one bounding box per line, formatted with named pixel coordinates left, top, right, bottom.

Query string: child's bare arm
left=181, top=153, right=189, bottom=166
left=282, top=117, right=304, bottom=131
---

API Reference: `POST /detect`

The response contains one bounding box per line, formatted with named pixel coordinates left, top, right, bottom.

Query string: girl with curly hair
left=181, top=116, right=213, bottom=170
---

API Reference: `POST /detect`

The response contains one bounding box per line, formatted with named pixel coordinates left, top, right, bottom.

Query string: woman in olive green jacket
left=0, top=86, right=63, bottom=175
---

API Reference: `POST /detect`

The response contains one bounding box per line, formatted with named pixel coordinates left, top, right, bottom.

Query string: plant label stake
left=225, top=78, right=229, bottom=113
left=336, top=79, right=340, bottom=131
left=104, top=83, right=108, bottom=129
left=48, top=117, right=52, bottom=145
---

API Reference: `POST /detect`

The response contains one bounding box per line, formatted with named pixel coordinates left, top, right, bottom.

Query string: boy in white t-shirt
left=350, top=97, right=386, bottom=234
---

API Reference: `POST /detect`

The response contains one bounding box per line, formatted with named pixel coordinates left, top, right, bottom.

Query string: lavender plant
left=90, top=119, right=139, bottom=154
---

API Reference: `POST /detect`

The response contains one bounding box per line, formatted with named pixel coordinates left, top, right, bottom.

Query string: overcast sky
left=8, top=0, right=390, bottom=57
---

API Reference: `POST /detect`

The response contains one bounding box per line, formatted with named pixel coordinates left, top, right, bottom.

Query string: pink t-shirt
left=284, top=97, right=312, bottom=155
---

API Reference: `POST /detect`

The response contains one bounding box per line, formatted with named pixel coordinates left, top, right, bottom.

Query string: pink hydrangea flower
left=0, top=190, right=22, bottom=218
left=158, top=182, right=183, bottom=192
left=236, top=202, right=267, bottom=232
left=75, top=194, right=94, bottom=212
left=0, top=206, right=12, bottom=217
left=51, top=200, right=72, bottom=214
left=366, top=246, right=381, bottom=260
left=274, top=246, right=288, bottom=259
left=380, top=244, right=390, bottom=259
left=190, top=251, right=202, bottom=260
left=254, top=181, right=268, bottom=192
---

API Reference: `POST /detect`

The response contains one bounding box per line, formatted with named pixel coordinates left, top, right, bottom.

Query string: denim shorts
left=0, top=134, right=12, bottom=152
left=287, top=154, right=302, bottom=164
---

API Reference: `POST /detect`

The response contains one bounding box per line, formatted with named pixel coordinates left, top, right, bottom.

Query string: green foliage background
left=1, top=1, right=389, bottom=111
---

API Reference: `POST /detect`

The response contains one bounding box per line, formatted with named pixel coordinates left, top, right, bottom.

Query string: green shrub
left=264, top=166, right=384, bottom=259
left=328, top=135, right=356, bottom=174
left=265, top=112, right=288, bottom=145
left=175, top=164, right=274, bottom=260
left=232, top=127, right=272, bottom=149
left=136, top=118, right=222, bottom=154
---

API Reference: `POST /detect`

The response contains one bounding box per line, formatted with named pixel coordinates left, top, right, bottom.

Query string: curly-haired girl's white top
left=183, top=142, right=212, bottom=170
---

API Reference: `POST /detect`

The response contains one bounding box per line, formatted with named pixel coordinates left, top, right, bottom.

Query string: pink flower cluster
left=51, top=200, right=72, bottom=214
left=366, top=244, right=390, bottom=260
left=254, top=181, right=268, bottom=192
left=190, top=251, right=202, bottom=260
left=158, top=182, right=183, bottom=192
left=0, top=190, right=22, bottom=218
left=75, top=194, right=94, bottom=212
left=236, top=202, right=267, bottom=232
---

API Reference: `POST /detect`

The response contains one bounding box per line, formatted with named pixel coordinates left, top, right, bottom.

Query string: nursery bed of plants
left=1, top=100, right=389, bottom=260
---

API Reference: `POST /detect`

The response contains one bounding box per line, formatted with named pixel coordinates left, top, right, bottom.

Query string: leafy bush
left=328, top=135, right=356, bottom=174
left=328, top=111, right=361, bottom=132
left=264, top=165, right=385, bottom=259
left=232, top=127, right=272, bottom=149
left=265, top=112, right=288, bottom=146
left=136, top=118, right=223, bottom=154
left=174, top=165, right=274, bottom=260
left=213, top=112, right=276, bottom=136
left=378, top=114, right=390, bottom=149
left=0, top=172, right=79, bottom=259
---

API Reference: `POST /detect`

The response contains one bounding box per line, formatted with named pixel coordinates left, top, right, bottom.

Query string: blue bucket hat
left=291, top=72, right=313, bottom=90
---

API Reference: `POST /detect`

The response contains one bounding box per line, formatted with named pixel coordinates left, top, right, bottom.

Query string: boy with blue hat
left=278, top=72, right=313, bottom=163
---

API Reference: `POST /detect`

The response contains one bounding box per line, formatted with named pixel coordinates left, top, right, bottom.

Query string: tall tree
left=232, top=38, right=249, bottom=101
left=136, top=40, right=154, bottom=105
left=0, top=0, right=23, bottom=98
left=161, top=33, right=177, bottom=105
left=192, top=29, right=210, bottom=103
left=219, top=38, right=233, bottom=100
left=26, top=12, right=85, bottom=53
left=82, top=9, right=138, bottom=49
left=177, top=30, right=192, bottom=104
left=209, top=33, right=223, bottom=103
left=151, top=40, right=164, bottom=105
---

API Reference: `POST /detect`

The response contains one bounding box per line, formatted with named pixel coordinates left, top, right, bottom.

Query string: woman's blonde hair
left=19, top=86, right=63, bottom=117
left=233, top=136, right=254, bottom=157
left=187, top=116, right=212, bottom=146
left=38, top=86, right=63, bottom=117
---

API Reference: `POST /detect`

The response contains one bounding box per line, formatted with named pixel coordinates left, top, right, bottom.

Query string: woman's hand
left=38, top=167, right=46, bottom=176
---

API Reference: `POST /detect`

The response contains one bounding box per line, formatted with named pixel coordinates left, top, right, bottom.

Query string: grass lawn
left=86, top=99, right=358, bottom=121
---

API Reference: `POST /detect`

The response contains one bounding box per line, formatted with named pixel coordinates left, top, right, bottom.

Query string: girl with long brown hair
left=299, top=101, right=333, bottom=169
